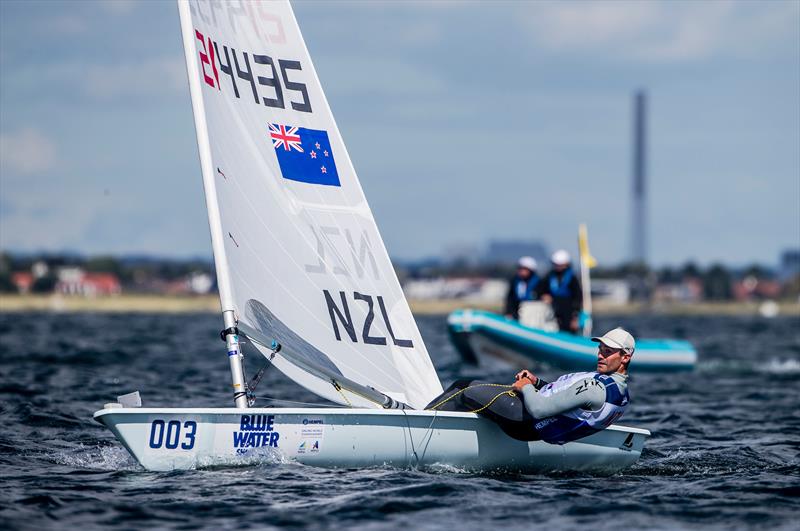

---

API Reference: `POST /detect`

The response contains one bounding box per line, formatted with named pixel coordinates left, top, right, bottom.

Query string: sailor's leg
left=426, top=381, right=542, bottom=441
left=461, top=386, right=541, bottom=441
left=425, top=379, right=477, bottom=411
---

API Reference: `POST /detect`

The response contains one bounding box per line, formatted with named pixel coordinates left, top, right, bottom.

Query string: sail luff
left=177, top=0, right=235, bottom=313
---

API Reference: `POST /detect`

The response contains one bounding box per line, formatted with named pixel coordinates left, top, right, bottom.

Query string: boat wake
left=195, top=447, right=292, bottom=470
left=697, top=356, right=800, bottom=375
left=756, top=358, right=800, bottom=374
left=633, top=445, right=794, bottom=477
left=51, top=444, right=140, bottom=471
left=419, top=462, right=473, bottom=475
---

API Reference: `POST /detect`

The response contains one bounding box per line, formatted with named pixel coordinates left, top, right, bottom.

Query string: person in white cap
left=537, top=249, right=582, bottom=333
left=503, top=256, right=541, bottom=320
left=512, top=327, right=634, bottom=443
left=426, top=327, right=634, bottom=444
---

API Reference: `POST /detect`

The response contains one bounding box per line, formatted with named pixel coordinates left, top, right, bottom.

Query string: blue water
left=1, top=312, right=798, bottom=530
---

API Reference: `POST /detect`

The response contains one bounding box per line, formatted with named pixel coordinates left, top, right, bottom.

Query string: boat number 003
left=148, top=420, right=197, bottom=450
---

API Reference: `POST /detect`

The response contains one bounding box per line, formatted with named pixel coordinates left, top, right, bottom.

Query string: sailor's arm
left=520, top=377, right=606, bottom=418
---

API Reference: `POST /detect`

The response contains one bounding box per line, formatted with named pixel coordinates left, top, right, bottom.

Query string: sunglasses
left=598, top=345, right=623, bottom=357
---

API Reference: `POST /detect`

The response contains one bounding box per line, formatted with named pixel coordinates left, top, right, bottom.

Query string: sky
left=0, top=0, right=798, bottom=268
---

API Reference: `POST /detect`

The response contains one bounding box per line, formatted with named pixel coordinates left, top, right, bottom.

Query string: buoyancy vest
left=515, top=275, right=540, bottom=301
left=548, top=269, right=574, bottom=298
left=533, top=371, right=629, bottom=445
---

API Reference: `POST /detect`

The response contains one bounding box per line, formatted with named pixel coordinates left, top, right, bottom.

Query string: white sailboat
left=93, top=0, right=650, bottom=473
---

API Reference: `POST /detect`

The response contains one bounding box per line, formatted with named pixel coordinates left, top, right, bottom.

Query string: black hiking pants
left=425, top=379, right=541, bottom=441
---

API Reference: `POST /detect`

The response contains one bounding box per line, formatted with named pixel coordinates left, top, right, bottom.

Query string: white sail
left=177, top=0, right=442, bottom=409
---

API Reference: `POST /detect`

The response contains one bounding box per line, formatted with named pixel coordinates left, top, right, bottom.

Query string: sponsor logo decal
left=234, top=414, right=280, bottom=454
left=534, top=417, right=558, bottom=430
left=298, top=417, right=324, bottom=454
left=297, top=440, right=320, bottom=454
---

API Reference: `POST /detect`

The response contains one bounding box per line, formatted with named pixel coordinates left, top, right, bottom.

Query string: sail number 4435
left=149, top=420, right=197, bottom=450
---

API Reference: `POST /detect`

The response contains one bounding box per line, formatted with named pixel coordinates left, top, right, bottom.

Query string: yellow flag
left=578, top=223, right=597, bottom=269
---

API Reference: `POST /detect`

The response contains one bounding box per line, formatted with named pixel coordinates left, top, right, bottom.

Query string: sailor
left=426, top=327, right=633, bottom=445
left=537, top=249, right=582, bottom=333
left=504, top=256, right=541, bottom=320
left=512, top=327, right=632, bottom=443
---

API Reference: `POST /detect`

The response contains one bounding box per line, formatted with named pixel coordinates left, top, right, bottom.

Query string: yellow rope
left=468, top=390, right=517, bottom=414
left=426, top=383, right=517, bottom=413
left=332, top=381, right=353, bottom=408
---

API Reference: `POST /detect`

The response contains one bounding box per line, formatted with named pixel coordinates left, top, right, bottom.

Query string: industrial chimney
left=632, top=90, right=647, bottom=266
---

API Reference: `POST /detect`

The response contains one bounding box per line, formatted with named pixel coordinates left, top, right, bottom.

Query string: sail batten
left=177, top=0, right=442, bottom=409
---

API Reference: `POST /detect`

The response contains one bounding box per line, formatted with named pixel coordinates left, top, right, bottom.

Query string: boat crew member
left=536, top=249, right=582, bottom=333
left=426, top=327, right=633, bottom=444
left=504, top=256, right=541, bottom=320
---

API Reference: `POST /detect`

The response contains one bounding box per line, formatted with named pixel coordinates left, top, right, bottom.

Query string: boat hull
left=448, top=309, right=696, bottom=372
left=94, top=407, right=648, bottom=473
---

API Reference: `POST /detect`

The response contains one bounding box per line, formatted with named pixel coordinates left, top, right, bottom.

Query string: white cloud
left=38, top=1, right=137, bottom=36
left=83, top=58, right=186, bottom=100
left=42, top=14, right=90, bottom=35
left=319, top=56, right=446, bottom=97
left=100, top=0, right=137, bottom=15
left=5, top=57, right=186, bottom=104
left=517, top=0, right=798, bottom=62
left=530, top=2, right=660, bottom=49
left=0, top=128, right=58, bottom=175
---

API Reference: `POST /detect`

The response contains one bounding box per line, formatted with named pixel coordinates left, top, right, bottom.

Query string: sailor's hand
left=513, top=375, right=536, bottom=391
left=515, top=369, right=534, bottom=381
left=514, top=370, right=537, bottom=390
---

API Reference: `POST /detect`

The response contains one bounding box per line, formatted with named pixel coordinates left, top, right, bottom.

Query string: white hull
left=94, top=407, right=649, bottom=473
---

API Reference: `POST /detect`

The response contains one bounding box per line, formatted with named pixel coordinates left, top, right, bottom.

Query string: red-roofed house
left=11, top=272, right=34, bottom=294
left=56, top=270, right=122, bottom=297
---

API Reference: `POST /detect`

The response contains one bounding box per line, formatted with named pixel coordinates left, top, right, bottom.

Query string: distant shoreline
left=0, top=294, right=798, bottom=316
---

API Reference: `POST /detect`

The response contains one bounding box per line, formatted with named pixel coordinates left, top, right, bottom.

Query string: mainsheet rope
left=425, top=383, right=518, bottom=414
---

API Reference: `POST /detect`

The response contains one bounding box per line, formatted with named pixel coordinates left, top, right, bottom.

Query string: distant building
left=161, top=272, right=215, bottom=295
left=442, top=243, right=482, bottom=266
left=31, top=261, right=49, bottom=279
left=591, top=280, right=630, bottom=305
left=653, top=278, right=703, bottom=303
left=732, top=276, right=782, bottom=301
left=779, top=249, right=800, bottom=281
left=187, top=272, right=214, bottom=294
left=403, top=277, right=506, bottom=303
left=483, top=240, right=549, bottom=267
left=56, top=268, right=121, bottom=296
left=11, top=272, right=34, bottom=294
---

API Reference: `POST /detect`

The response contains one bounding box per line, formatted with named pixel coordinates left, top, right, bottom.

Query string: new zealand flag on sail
left=269, top=124, right=340, bottom=187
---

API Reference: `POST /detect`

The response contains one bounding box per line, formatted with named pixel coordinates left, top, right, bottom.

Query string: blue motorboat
left=448, top=308, right=697, bottom=372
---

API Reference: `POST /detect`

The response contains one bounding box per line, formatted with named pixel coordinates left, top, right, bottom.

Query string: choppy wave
left=0, top=312, right=798, bottom=530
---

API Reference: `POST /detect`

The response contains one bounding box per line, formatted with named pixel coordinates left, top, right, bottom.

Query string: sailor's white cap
left=591, top=327, right=635, bottom=354
left=517, top=256, right=537, bottom=271
left=551, top=249, right=571, bottom=266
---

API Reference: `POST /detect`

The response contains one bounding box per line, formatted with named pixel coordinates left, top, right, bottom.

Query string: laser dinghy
left=94, top=0, right=650, bottom=473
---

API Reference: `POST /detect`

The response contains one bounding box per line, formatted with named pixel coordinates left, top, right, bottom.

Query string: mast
left=177, top=0, right=247, bottom=408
